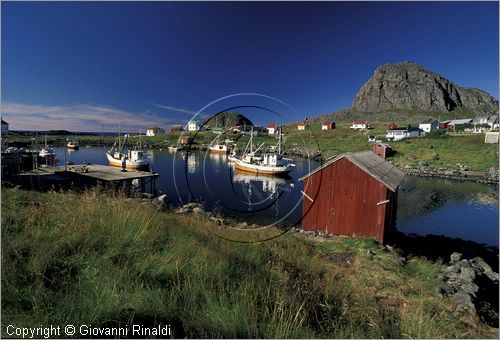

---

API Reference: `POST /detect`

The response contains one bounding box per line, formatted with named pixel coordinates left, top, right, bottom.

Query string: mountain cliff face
left=351, top=62, right=498, bottom=117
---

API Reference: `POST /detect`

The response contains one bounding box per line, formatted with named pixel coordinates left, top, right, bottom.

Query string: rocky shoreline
left=396, top=162, right=499, bottom=185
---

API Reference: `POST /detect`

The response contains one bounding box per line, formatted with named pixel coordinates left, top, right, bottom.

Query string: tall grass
left=1, top=188, right=494, bottom=338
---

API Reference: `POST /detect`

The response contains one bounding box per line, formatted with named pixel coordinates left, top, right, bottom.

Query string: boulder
left=450, top=252, right=462, bottom=263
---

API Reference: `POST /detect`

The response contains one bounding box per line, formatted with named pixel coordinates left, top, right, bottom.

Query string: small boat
left=168, top=145, right=183, bottom=152
left=232, top=127, right=294, bottom=175
left=209, top=144, right=228, bottom=154
left=106, top=133, right=149, bottom=170
left=39, top=136, right=55, bottom=158
left=67, top=141, right=79, bottom=149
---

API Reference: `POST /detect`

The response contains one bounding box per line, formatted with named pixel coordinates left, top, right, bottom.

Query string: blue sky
left=2, top=1, right=498, bottom=132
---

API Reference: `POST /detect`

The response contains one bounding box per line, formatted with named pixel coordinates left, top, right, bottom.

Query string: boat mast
left=278, top=126, right=282, bottom=155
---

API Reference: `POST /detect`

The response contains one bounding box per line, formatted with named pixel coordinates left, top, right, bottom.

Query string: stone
left=237, top=222, right=248, bottom=229
left=351, top=61, right=498, bottom=117
left=192, top=207, right=204, bottom=215
left=460, top=266, right=476, bottom=282
left=435, top=286, right=447, bottom=298
left=453, top=291, right=476, bottom=314
left=397, top=257, right=407, bottom=266
left=470, top=257, right=499, bottom=281
left=450, top=252, right=462, bottom=263
left=367, top=249, right=375, bottom=260
left=141, top=193, right=154, bottom=199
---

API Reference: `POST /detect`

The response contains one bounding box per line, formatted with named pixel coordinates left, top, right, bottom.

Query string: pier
left=19, top=164, right=159, bottom=194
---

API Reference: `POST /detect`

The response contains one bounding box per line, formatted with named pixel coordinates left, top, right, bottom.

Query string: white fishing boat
left=232, top=127, right=294, bottom=175
left=66, top=141, right=79, bottom=149
left=106, top=133, right=149, bottom=170
left=39, top=136, right=55, bottom=158
left=209, top=144, right=228, bottom=154
left=208, top=133, right=228, bottom=154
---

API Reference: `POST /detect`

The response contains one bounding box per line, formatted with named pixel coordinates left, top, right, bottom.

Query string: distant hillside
left=310, top=61, right=498, bottom=123
left=203, top=111, right=253, bottom=128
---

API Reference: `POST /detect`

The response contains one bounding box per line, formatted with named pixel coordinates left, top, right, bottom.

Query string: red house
left=388, top=122, right=398, bottom=130
left=322, top=121, right=336, bottom=130
left=300, top=151, right=404, bottom=243
left=372, top=142, right=392, bottom=159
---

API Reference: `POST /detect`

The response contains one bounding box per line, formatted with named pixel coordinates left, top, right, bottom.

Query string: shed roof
left=447, top=119, right=473, bottom=126
left=299, top=150, right=404, bottom=191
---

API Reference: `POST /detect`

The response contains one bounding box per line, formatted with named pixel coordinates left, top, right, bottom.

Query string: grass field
left=283, top=121, right=498, bottom=172
left=2, top=187, right=496, bottom=338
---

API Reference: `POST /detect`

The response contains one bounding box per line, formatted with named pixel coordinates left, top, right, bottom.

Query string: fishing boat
left=208, top=133, right=229, bottom=154
left=66, top=141, right=79, bottom=150
left=232, top=127, right=294, bottom=175
left=106, top=133, right=149, bottom=170
left=39, top=136, right=55, bottom=158
left=168, top=145, right=183, bottom=152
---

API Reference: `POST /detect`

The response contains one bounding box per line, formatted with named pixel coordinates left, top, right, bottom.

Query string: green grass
left=2, top=187, right=494, bottom=338
left=283, top=121, right=498, bottom=172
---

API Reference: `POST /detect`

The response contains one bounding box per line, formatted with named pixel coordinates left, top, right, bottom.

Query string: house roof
left=420, top=118, right=438, bottom=124
left=352, top=120, right=368, bottom=124
left=267, top=124, right=278, bottom=128
left=189, top=120, right=199, bottom=124
left=1, top=119, right=7, bottom=125
left=447, top=119, right=473, bottom=126
left=298, top=122, right=307, bottom=126
left=488, top=116, right=498, bottom=124
left=147, top=126, right=162, bottom=130
left=299, top=150, right=405, bottom=192
left=322, top=121, right=334, bottom=125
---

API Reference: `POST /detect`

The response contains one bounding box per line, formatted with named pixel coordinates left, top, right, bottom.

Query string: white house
left=187, top=120, right=200, bottom=131
left=386, top=127, right=424, bottom=141
left=267, top=124, right=278, bottom=135
left=350, top=121, right=370, bottom=131
left=1, top=119, right=8, bottom=136
left=146, top=125, right=165, bottom=136
left=297, top=122, right=308, bottom=131
left=419, top=119, right=439, bottom=134
left=487, top=116, right=499, bottom=130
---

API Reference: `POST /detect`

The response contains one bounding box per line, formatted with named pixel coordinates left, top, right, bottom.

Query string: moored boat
left=106, top=133, right=149, bottom=170
left=67, top=141, right=79, bottom=149
left=232, top=126, right=294, bottom=175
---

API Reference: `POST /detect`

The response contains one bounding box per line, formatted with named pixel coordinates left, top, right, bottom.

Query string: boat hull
left=209, top=148, right=228, bottom=154
left=106, top=153, right=149, bottom=170
left=233, top=158, right=292, bottom=175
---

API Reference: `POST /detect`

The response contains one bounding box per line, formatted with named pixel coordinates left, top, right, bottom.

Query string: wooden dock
left=20, top=164, right=159, bottom=193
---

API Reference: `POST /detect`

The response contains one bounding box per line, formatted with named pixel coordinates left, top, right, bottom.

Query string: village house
left=300, top=151, right=404, bottom=243
left=321, top=121, right=335, bottom=130
left=386, top=126, right=424, bottom=141
left=418, top=118, right=439, bottom=134
left=350, top=121, right=370, bottom=131
left=487, top=116, right=499, bottom=130
left=267, top=124, right=278, bottom=135
left=187, top=120, right=200, bottom=131
left=372, top=142, right=392, bottom=159
left=146, top=125, right=165, bottom=136
left=444, top=119, right=473, bottom=129
left=1, top=119, right=9, bottom=136
left=297, top=122, right=308, bottom=131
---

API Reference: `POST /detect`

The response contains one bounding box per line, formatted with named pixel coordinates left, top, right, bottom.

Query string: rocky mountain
left=351, top=62, right=498, bottom=117
left=203, top=111, right=253, bottom=128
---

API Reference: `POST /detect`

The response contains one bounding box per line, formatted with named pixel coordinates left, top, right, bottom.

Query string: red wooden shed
left=300, top=151, right=404, bottom=243
left=372, top=142, right=392, bottom=159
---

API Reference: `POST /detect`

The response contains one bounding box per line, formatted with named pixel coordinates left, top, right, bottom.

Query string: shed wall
left=302, top=157, right=393, bottom=243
